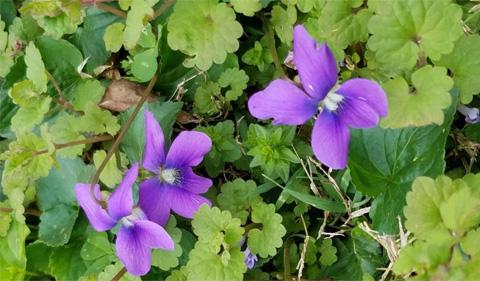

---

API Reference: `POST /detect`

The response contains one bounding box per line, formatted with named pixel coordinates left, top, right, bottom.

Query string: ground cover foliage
left=1, top=0, right=480, bottom=280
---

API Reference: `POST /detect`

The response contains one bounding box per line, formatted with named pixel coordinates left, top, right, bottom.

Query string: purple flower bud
left=458, top=105, right=480, bottom=124
left=243, top=247, right=258, bottom=269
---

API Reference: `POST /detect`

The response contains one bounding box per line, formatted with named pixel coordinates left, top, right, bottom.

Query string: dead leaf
left=99, top=79, right=156, bottom=112
left=176, top=111, right=202, bottom=124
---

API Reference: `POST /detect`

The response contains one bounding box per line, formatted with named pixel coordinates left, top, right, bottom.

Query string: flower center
left=120, top=208, right=146, bottom=228
left=318, top=85, right=344, bottom=112
left=158, top=167, right=182, bottom=185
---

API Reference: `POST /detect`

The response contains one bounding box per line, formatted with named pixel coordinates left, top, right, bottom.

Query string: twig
left=96, top=2, right=127, bottom=18
left=33, top=134, right=114, bottom=156
left=153, top=0, right=176, bottom=19
left=284, top=238, right=293, bottom=281
left=89, top=71, right=159, bottom=200
left=111, top=266, right=127, bottom=281
left=296, top=214, right=309, bottom=281
left=46, top=71, right=81, bottom=114
left=310, top=157, right=351, bottom=215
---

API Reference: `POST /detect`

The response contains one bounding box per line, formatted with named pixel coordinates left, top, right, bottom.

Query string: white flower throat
left=120, top=208, right=146, bottom=228
left=318, top=86, right=344, bottom=112
left=158, top=167, right=182, bottom=185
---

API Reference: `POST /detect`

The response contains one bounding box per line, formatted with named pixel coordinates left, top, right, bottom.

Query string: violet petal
left=168, top=188, right=211, bottom=219
left=293, top=25, right=338, bottom=100
left=107, top=163, right=138, bottom=220
left=115, top=226, right=152, bottom=276
left=134, top=220, right=174, bottom=250
left=165, top=131, right=212, bottom=168
left=180, top=168, right=213, bottom=194
left=336, top=78, right=388, bottom=117
left=75, top=183, right=116, bottom=232
left=138, top=178, right=171, bottom=226
left=143, top=110, right=165, bottom=172
left=311, top=111, right=350, bottom=169
left=248, top=79, right=318, bottom=125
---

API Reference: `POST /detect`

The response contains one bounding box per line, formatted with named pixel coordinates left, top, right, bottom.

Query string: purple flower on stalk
left=75, top=163, right=174, bottom=276
left=243, top=247, right=258, bottom=269
left=248, top=25, right=388, bottom=169
left=138, top=110, right=213, bottom=226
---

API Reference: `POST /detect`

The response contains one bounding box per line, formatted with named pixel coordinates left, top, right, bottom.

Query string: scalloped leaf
left=167, top=0, right=243, bottom=70
left=247, top=202, right=286, bottom=258
left=435, top=35, right=480, bottom=104
left=217, top=179, right=262, bottom=224
left=380, top=65, right=453, bottom=128
left=368, top=0, right=463, bottom=73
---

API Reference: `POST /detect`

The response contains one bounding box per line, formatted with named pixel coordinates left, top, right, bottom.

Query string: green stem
left=153, top=0, right=176, bottom=19
left=89, top=71, right=159, bottom=201
left=33, top=134, right=114, bottom=156
left=265, top=20, right=286, bottom=78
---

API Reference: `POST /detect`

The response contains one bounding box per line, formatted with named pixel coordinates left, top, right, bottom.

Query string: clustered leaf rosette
left=248, top=25, right=388, bottom=169
left=138, top=110, right=213, bottom=226
left=74, top=163, right=174, bottom=276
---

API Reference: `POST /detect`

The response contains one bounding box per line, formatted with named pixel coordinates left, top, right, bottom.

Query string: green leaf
left=349, top=90, right=457, bottom=233
left=380, top=65, right=453, bottom=128
left=49, top=113, right=85, bottom=158
left=318, top=238, right=338, bottom=266
left=0, top=0, right=16, bottom=27
left=78, top=106, right=120, bottom=136
left=217, top=179, right=262, bottom=224
left=241, top=40, right=273, bottom=72
left=35, top=36, right=83, bottom=88
left=151, top=217, right=183, bottom=271
left=192, top=205, right=244, bottom=247
left=37, top=157, right=95, bottom=246
left=245, top=124, right=299, bottom=182
left=247, top=202, right=286, bottom=258
left=131, top=48, right=158, bottom=82
left=97, top=262, right=140, bottom=281
left=120, top=101, right=183, bottom=163
left=0, top=220, right=30, bottom=281
left=186, top=242, right=246, bottom=281
left=367, top=0, right=463, bottom=73
left=71, top=79, right=105, bottom=111
left=123, top=0, right=156, bottom=49
left=461, top=228, right=480, bottom=257
left=167, top=0, right=243, bottom=70
left=435, top=35, right=480, bottom=104
left=193, top=81, right=223, bottom=116
left=306, top=0, right=372, bottom=58
left=196, top=120, right=242, bottom=177
left=271, top=4, right=297, bottom=44
left=93, top=150, right=125, bottom=188
left=81, top=231, right=116, bottom=276
left=25, top=42, right=47, bottom=93
left=26, top=241, right=54, bottom=274
left=20, top=0, right=84, bottom=39
left=218, top=68, right=249, bottom=101
left=440, top=184, right=480, bottom=235
left=404, top=176, right=457, bottom=241
left=323, top=227, right=386, bottom=281
left=104, top=22, right=125, bottom=53
left=231, top=0, right=262, bottom=16
left=49, top=241, right=87, bottom=281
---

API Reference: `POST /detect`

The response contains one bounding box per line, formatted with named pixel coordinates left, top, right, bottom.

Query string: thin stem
left=111, top=266, right=127, bottom=281
left=33, top=134, right=114, bottom=156
left=0, top=207, right=41, bottom=217
left=89, top=71, right=159, bottom=197
left=283, top=238, right=293, bottom=281
left=153, top=0, right=176, bottom=19
left=46, top=71, right=81, bottom=114
left=265, top=20, right=286, bottom=78
left=96, top=2, right=127, bottom=18
left=244, top=222, right=262, bottom=233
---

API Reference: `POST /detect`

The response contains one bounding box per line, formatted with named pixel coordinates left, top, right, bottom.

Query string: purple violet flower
left=243, top=247, right=258, bottom=269
left=75, top=163, right=174, bottom=276
left=458, top=105, right=480, bottom=124
left=138, top=110, right=213, bottom=226
left=248, top=25, right=388, bottom=169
